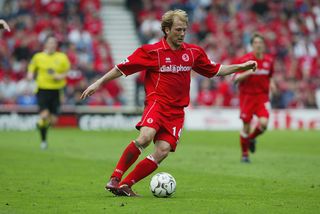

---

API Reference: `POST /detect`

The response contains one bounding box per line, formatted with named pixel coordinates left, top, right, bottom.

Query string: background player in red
left=81, top=9, right=257, bottom=196
left=234, top=33, right=276, bottom=163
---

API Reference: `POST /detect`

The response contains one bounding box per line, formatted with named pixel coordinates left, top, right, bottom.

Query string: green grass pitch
left=0, top=129, right=319, bottom=214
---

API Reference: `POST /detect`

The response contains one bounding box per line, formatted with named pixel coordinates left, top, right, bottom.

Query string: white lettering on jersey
left=263, top=62, right=269, bottom=68
left=165, top=57, right=171, bottom=63
left=160, top=65, right=192, bottom=73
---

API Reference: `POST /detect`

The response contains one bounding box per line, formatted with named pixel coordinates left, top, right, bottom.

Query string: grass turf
left=0, top=129, right=319, bottom=214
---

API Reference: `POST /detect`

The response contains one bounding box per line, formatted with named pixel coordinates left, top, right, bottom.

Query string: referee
left=27, top=35, right=70, bottom=149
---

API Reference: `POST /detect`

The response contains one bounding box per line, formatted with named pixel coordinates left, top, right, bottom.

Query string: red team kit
left=234, top=52, right=274, bottom=123
left=116, top=38, right=222, bottom=150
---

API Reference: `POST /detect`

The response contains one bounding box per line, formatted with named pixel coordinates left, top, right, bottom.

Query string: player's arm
left=0, top=19, right=10, bottom=32
left=217, top=60, right=257, bottom=77
left=80, top=67, right=123, bottom=99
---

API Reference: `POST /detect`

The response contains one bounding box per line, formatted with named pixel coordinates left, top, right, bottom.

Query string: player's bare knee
left=260, top=124, right=268, bottom=131
left=135, top=135, right=152, bottom=148
left=259, top=119, right=269, bottom=131
left=137, top=129, right=155, bottom=144
left=242, top=122, right=251, bottom=134
left=133, top=140, right=149, bottom=152
left=242, top=127, right=250, bottom=135
left=243, top=129, right=250, bottom=135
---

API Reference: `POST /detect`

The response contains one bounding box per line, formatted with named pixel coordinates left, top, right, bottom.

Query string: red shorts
left=239, top=93, right=270, bottom=123
left=136, top=101, right=185, bottom=152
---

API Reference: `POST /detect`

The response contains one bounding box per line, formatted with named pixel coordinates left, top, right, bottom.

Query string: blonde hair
left=161, top=9, right=188, bottom=37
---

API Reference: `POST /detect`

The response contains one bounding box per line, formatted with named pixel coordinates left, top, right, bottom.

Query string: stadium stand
left=126, top=0, right=320, bottom=109
left=0, top=0, right=124, bottom=107
left=0, top=0, right=320, bottom=109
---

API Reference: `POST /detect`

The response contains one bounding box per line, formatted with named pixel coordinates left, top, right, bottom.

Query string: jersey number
left=172, top=127, right=182, bottom=138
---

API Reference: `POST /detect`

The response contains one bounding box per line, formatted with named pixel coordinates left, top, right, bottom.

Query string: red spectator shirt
left=116, top=38, right=221, bottom=107
left=234, top=52, right=274, bottom=95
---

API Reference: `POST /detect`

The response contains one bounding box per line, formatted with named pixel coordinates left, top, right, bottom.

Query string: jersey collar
left=161, top=37, right=186, bottom=50
left=250, top=51, right=264, bottom=60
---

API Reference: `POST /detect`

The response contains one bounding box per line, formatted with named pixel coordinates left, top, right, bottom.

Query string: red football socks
left=249, top=125, right=264, bottom=139
left=111, top=141, right=141, bottom=179
left=240, top=133, right=249, bottom=157
left=120, top=156, right=158, bottom=187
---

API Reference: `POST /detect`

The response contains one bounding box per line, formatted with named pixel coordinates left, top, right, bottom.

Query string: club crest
left=182, top=54, right=189, bottom=62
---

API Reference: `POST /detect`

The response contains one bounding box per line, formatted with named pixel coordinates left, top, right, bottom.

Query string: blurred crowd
left=0, top=0, right=124, bottom=107
left=1, top=0, right=320, bottom=109
left=128, top=0, right=320, bottom=109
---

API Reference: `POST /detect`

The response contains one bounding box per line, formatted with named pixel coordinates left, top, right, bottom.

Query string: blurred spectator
left=16, top=89, right=37, bottom=106
left=92, top=35, right=113, bottom=73
left=196, top=78, right=217, bottom=106
left=0, top=75, right=17, bottom=104
left=68, top=18, right=92, bottom=51
left=139, top=12, right=161, bottom=44
left=215, top=78, right=233, bottom=107
left=85, top=77, right=125, bottom=106
left=103, top=80, right=125, bottom=106
left=281, top=78, right=297, bottom=108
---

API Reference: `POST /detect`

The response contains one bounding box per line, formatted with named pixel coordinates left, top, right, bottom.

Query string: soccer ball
left=150, top=172, right=176, bottom=198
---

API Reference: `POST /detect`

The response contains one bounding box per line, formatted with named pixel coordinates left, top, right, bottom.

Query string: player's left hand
left=80, top=81, right=102, bottom=100
left=242, top=60, right=257, bottom=72
left=0, top=19, right=10, bottom=32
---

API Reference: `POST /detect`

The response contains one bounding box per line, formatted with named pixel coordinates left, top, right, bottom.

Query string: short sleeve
left=116, top=47, right=150, bottom=76
left=192, top=48, right=221, bottom=78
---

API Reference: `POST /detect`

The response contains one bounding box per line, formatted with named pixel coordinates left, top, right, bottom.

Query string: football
left=150, top=172, right=176, bottom=198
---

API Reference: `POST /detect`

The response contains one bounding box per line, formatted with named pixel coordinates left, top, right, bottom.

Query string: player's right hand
left=242, top=60, right=257, bottom=72
left=80, top=81, right=101, bottom=100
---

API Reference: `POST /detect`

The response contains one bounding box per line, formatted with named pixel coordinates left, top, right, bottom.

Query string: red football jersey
left=234, top=52, right=274, bottom=95
left=116, top=38, right=221, bottom=107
